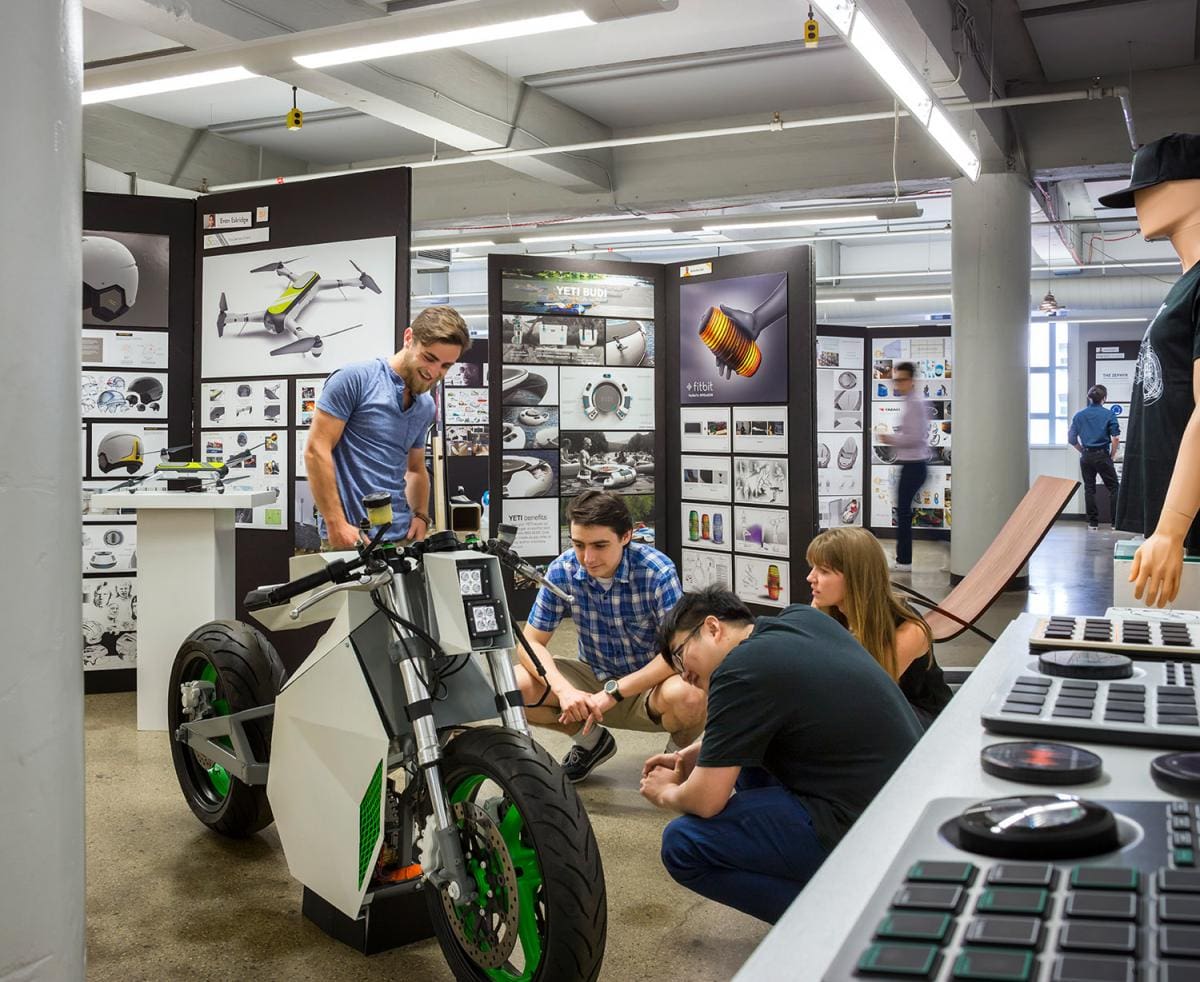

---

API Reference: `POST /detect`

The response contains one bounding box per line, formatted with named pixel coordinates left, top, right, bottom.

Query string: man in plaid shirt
left=514, top=491, right=706, bottom=782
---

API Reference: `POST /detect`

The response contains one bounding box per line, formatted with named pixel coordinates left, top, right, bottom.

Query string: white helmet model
left=83, top=235, right=139, bottom=322
left=96, top=431, right=144, bottom=474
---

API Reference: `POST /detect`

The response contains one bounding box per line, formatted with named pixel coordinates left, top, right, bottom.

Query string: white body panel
left=268, top=636, right=388, bottom=919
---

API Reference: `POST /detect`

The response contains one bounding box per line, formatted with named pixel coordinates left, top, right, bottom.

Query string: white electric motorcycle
left=167, top=493, right=606, bottom=981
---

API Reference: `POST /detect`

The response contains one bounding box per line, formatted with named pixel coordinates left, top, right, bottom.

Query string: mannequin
left=1100, top=134, right=1200, bottom=607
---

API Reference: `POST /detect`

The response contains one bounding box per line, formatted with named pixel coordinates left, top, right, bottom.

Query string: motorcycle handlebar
left=244, top=556, right=359, bottom=611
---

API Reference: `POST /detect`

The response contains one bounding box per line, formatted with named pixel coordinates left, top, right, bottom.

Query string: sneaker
left=889, top=560, right=913, bottom=572
left=1088, top=524, right=1099, bottom=531
left=561, top=728, right=617, bottom=783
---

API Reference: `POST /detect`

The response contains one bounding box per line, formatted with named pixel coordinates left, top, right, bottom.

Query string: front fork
left=395, top=654, right=473, bottom=903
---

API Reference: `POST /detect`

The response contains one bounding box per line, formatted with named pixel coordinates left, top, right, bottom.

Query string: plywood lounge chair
left=894, top=476, right=1081, bottom=647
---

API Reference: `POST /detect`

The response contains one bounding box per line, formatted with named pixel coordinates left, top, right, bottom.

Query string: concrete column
left=950, top=173, right=1032, bottom=581
left=0, top=2, right=86, bottom=979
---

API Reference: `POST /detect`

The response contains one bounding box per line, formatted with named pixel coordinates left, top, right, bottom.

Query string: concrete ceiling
left=80, top=0, right=1200, bottom=319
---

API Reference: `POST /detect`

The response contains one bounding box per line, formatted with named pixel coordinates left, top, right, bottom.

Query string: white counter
left=735, top=612, right=1175, bottom=981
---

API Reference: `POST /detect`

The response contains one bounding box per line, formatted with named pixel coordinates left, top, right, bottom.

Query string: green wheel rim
left=197, top=663, right=232, bottom=799
left=451, top=773, right=545, bottom=982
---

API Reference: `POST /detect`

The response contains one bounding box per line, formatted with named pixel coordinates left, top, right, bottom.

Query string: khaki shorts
left=550, top=658, right=664, bottom=733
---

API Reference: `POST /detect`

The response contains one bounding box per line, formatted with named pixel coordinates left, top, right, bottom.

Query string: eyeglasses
left=667, top=624, right=702, bottom=674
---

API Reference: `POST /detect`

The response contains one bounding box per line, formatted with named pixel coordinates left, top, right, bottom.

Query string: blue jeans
left=896, top=461, right=927, bottom=565
left=660, top=768, right=828, bottom=923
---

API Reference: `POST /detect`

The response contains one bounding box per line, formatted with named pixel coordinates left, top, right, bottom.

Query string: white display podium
left=89, top=489, right=277, bottom=731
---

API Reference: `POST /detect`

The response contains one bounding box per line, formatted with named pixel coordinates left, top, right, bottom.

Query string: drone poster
left=204, top=378, right=286, bottom=428
left=82, top=230, right=170, bottom=329
left=201, top=429, right=289, bottom=531
left=200, top=235, right=396, bottom=379
left=678, top=271, right=788, bottom=405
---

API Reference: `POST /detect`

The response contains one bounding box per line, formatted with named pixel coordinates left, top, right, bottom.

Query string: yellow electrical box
left=286, top=107, right=304, bottom=131
left=804, top=18, right=819, bottom=48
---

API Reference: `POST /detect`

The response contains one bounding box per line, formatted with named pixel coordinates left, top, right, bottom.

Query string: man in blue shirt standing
left=305, top=306, right=469, bottom=547
left=516, top=491, right=704, bottom=782
left=1068, top=384, right=1121, bottom=531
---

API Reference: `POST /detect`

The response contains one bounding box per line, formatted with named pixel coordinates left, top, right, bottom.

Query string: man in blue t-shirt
left=1068, top=384, right=1121, bottom=531
left=305, top=306, right=469, bottom=547
left=515, top=491, right=704, bottom=783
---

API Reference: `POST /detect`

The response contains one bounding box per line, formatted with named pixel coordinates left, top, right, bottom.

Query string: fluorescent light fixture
left=817, top=270, right=951, bottom=281
left=847, top=13, right=931, bottom=125
left=1030, top=316, right=1148, bottom=324
left=703, top=215, right=873, bottom=232
left=874, top=293, right=952, bottom=301
left=82, top=66, right=257, bottom=105
left=927, top=108, right=981, bottom=182
left=411, top=291, right=486, bottom=300
left=519, top=228, right=674, bottom=244
left=811, top=1, right=979, bottom=181
left=815, top=298, right=856, bottom=304
left=295, top=12, right=593, bottom=68
left=411, top=239, right=494, bottom=251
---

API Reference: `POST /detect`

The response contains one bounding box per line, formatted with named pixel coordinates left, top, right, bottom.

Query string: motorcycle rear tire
left=429, top=726, right=606, bottom=982
left=168, top=619, right=286, bottom=838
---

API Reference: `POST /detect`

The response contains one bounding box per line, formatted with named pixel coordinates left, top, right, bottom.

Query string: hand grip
left=244, top=558, right=350, bottom=611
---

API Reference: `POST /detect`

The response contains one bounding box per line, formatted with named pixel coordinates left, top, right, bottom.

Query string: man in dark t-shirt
left=639, top=587, right=923, bottom=923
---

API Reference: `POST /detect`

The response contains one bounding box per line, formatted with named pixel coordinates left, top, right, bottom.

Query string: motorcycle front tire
left=428, top=726, right=607, bottom=982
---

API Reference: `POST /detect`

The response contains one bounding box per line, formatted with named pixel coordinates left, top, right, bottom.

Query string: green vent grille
left=357, top=760, right=384, bottom=888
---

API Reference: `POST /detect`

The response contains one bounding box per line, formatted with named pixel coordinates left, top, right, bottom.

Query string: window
left=1029, top=321, right=1069, bottom=445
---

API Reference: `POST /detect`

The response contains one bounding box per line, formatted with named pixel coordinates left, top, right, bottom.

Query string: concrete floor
left=85, top=521, right=1118, bottom=981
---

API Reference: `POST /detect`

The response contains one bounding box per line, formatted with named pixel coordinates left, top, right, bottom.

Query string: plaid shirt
left=527, top=543, right=683, bottom=680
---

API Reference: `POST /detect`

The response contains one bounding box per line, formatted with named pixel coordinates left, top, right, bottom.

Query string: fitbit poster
left=678, top=272, right=788, bottom=404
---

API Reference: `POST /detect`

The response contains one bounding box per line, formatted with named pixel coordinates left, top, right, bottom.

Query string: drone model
left=216, top=256, right=382, bottom=357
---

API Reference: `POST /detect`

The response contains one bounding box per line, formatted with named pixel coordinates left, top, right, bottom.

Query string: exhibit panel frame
left=194, top=169, right=412, bottom=671
left=81, top=193, right=196, bottom=693
left=866, top=326, right=953, bottom=539
left=1086, top=338, right=1140, bottom=524
left=664, top=247, right=817, bottom=612
left=488, top=254, right=667, bottom=617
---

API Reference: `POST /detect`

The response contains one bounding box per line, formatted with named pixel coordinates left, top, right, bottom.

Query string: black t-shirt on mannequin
left=1116, top=263, right=1200, bottom=553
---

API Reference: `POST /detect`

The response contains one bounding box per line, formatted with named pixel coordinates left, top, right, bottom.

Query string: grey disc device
left=1038, top=649, right=1133, bottom=681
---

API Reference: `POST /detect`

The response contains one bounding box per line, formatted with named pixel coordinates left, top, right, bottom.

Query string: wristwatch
left=603, top=679, right=624, bottom=703
left=410, top=510, right=432, bottom=528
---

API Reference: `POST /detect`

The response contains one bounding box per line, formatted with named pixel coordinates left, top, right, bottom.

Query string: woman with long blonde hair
left=806, top=527, right=951, bottom=727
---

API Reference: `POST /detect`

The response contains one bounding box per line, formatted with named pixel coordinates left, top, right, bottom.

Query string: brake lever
left=288, top=570, right=393, bottom=620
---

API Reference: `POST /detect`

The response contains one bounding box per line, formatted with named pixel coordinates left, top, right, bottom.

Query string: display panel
left=200, top=235, right=396, bottom=378
left=560, top=430, right=654, bottom=496
left=81, top=370, right=168, bottom=421
left=735, top=555, right=790, bottom=609
left=732, top=406, right=788, bottom=455
left=680, top=454, right=732, bottom=502
left=681, top=502, right=732, bottom=552
left=733, top=505, right=791, bottom=556
left=680, top=406, right=731, bottom=454
left=500, top=269, right=656, bottom=320
left=678, top=271, right=788, bottom=405
left=200, top=429, right=288, bottom=531
left=83, top=230, right=170, bottom=328
left=81, top=577, right=137, bottom=671
left=203, top=377, right=286, bottom=428
left=681, top=548, right=733, bottom=592
left=559, top=366, right=655, bottom=430
left=733, top=457, right=789, bottom=506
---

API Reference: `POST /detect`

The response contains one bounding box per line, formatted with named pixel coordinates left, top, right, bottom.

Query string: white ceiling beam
left=81, top=0, right=640, bottom=192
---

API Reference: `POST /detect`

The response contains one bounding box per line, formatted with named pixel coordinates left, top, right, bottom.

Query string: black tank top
left=896, top=611, right=952, bottom=728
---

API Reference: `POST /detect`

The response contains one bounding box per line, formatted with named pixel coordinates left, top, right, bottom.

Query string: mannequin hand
left=1129, top=533, right=1185, bottom=608
left=719, top=304, right=761, bottom=340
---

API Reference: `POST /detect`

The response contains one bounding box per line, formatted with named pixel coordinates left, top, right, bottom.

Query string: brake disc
left=440, top=799, right=520, bottom=969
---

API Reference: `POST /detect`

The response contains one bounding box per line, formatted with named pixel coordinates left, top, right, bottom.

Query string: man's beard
left=398, top=358, right=434, bottom=393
